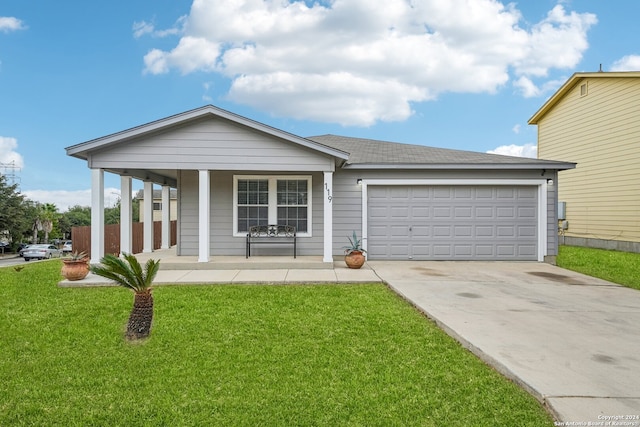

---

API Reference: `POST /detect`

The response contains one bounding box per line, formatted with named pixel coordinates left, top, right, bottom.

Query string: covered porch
left=66, top=106, right=350, bottom=265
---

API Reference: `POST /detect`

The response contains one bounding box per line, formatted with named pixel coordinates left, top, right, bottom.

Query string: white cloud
left=22, top=188, right=122, bottom=212
left=133, top=17, right=185, bottom=39
left=512, top=124, right=520, bottom=134
left=513, top=76, right=540, bottom=98
left=0, top=16, right=27, bottom=33
left=142, top=0, right=597, bottom=126
left=133, top=20, right=155, bottom=38
left=514, top=76, right=567, bottom=98
left=487, top=143, right=537, bottom=158
left=611, top=55, right=640, bottom=71
left=0, top=136, right=25, bottom=169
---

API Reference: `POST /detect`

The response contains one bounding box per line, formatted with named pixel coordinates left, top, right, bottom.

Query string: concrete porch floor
left=60, top=247, right=382, bottom=287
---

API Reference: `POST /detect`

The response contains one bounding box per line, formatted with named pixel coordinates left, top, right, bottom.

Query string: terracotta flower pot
left=61, top=259, right=90, bottom=281
left=345, top=250, right=366, bottom=269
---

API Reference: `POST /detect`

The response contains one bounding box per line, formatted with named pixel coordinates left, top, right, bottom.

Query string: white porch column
left=161, top=185, right=170, bottom=249
left=119, top=176, right=132, bottom=256
left=198, top=170, right=210, bottom=262
left=143, top=181, right=154, bottom=253
left=90, top=168, right=104, bottom=264
left=323, top=171, right=333, bottom=263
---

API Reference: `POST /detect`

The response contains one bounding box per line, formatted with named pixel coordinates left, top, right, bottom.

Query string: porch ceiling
left=104, top=168, right=178, bottom=188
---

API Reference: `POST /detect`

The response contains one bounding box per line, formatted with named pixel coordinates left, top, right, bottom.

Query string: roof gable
left=528, top=71, right=640, bottom=124
left=66, top=105, right=349, bottom=161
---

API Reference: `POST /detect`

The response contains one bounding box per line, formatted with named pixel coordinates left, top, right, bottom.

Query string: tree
left=59, top=205, right=91, bottom=239
left=40, top=203, right=59, bottom=243
left=89, top=253, right=160, bottom=340
left=105, top=200, right=120, bottom=225
left=0, top=174, right=27, bottom=248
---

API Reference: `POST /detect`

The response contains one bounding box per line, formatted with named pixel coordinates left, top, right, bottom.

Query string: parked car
left=0, top=242, right=10, bottom=253
left=23, top=244, right=62, bottom=261
left=18, top=244, right=31, bottom=257
left=62, top=241, right=73, bottom=254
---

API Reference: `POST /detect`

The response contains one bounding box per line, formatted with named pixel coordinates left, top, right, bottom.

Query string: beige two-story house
left=529, top=71, right=640, bottom=252
left=135, top=189, right=178, bottom=222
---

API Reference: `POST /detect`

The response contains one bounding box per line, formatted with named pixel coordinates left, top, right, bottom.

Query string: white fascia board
left=343, top=163, right=576, bottom=171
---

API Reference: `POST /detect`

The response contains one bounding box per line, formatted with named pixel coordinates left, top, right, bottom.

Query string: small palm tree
left=90, top=253, right=160, bottom=340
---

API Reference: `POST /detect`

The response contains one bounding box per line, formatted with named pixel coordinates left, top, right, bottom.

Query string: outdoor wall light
left=547, top=179, right=554, bottom=185
left=357, top=179, right=363, bottom=185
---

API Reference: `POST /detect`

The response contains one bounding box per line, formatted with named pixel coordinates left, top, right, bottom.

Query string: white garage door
left=367, top=185, right=538, bottom=260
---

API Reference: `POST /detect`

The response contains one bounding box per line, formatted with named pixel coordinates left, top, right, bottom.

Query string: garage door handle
left=409, top=226, right=412, bottom=231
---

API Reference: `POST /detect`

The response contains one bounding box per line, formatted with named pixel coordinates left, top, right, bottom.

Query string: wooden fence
left=71, top=221, right=177, bottom=257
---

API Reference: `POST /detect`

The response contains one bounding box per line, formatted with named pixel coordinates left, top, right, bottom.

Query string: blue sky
left=1, top=0, right=639, bottom=210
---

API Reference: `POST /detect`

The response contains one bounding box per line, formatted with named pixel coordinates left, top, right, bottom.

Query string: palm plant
left=90, top=253, right=160, bottom=340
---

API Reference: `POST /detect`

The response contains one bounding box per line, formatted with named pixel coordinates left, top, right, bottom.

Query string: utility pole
left=0, top=160, right=21, bottom=188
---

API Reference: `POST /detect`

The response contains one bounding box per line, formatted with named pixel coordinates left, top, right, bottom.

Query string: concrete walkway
left=59, top=259, right=383, bottom=287
left=369, top=261, right=640, bottom=425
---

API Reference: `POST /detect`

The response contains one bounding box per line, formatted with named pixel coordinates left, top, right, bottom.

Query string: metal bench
left=246, top=225, right=297, bottom=258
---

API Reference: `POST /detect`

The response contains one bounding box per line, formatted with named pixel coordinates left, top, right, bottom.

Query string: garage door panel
left=518, top=226, right=536, bottom=237
left=433, top=245, right=452, bottom=256
left=518, top=207, right=536, bottom=218
left=497, top=245, right=516, bottom=256
left=411, top=225, right=430, bottom=237
left=454, top=245, right=473, bottom=256
left=475, top=245, right=494, bottom=256
left=518, top=246, right=537, bottom=256
left=369, top=225, right=390, bottom=238
left=433, top=226, right=452, bottom=237
left=475, top=226, right=495, bottom=237
left=411, top=245, right=430, bottom=257
left=433, top=207, right=452, bottom=218
left=475, top=206, right=493, bottom=218
left=368, top=185, right=538, bottom=260
left=369, top=206, right=389, bottom=219
left=454, top=226, right=472, bottom=237
left=390, top=226, right=410, bottom=238
left=454, top=188, right=473, bottom=199
left=454, top=206, right=472, bottom=218
left=497, top=226, right=515, bottom=237
left=411, top=206, right=429, bottom=218
left=496, top=207, right=515, bottom=218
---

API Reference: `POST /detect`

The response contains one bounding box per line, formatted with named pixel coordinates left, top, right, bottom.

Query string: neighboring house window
left=153, top=202, right=162, bottom=210
left=234, top=176, right=312, bottom=236
left=580, top=83, right=588, bottom=97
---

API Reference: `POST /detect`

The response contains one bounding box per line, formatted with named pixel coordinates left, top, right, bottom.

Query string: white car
left=23, top=244, right=62, bottom=261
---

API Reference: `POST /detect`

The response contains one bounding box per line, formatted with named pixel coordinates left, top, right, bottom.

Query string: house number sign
left=325, top=183, right=332, bottom=203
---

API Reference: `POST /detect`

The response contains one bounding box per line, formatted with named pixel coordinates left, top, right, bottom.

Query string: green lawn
left=557, top=245, right=640, bottom=291
left=0, top=261, right=553, bottom=426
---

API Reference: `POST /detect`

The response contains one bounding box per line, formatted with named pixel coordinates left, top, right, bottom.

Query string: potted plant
left=343, top=231, right=366, bottom=269
left=90, top=253, right=160, bottom=341
left=61, top=250, right=90, bottom=281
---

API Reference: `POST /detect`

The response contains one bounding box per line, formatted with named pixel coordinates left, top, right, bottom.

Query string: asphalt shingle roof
left=307, top=134, right=571, bottom=168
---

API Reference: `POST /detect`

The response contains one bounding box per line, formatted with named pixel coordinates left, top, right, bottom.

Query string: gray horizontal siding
left=90, top=117, right=334, bottom=171
left=178, top=170, right=326, bottom=257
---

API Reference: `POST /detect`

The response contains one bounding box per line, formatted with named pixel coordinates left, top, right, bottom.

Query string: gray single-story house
left=65, top=105, right=575, bottom=264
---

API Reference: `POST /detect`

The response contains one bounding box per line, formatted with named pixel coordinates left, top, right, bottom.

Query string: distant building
left=135, top=189, right=177, bottom=222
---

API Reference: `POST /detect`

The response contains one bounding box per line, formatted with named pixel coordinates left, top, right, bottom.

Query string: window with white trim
left=234, top=176, right=312, bottom=236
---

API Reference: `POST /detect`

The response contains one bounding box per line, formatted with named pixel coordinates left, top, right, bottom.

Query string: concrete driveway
left=368, top=261, right=640, bottom=424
